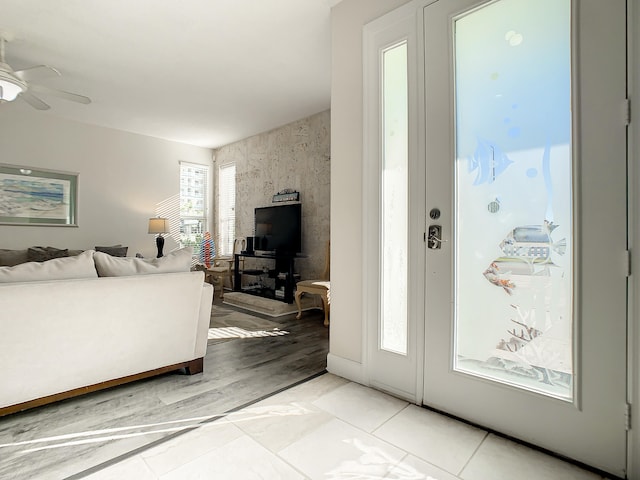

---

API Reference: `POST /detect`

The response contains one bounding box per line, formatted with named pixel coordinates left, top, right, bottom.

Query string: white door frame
left=629, top=1, right=640, bottom=477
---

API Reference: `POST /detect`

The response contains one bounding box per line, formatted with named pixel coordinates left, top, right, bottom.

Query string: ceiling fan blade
left=19, top=91, right=50, bottom=110
left=29, top=84, right=91, bottom=105
left=13, top=65, right=60, bottom=82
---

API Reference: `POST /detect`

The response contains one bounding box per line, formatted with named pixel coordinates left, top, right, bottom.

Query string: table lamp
left=148, top=217, right=170, bottom=258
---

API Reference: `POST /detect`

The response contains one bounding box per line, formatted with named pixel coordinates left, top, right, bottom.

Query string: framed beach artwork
left=0, top=164, right=78, bottom=226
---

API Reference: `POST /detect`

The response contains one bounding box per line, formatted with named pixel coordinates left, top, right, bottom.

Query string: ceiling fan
left=0, top=37, right=91, bottom=110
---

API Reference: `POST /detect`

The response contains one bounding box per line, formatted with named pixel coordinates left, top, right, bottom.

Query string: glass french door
left=423, top=0, right=628, bottom=476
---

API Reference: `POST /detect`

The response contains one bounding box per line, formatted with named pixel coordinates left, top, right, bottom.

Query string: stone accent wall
left=213, top=110, right=330, bottom=281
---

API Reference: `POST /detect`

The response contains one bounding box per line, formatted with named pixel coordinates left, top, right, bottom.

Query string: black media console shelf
left=233, top=252, right=301, bottom=303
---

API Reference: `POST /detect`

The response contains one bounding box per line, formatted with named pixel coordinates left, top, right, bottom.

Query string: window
left=180, top=162, right=209, bottom=256
left=218, top=163, right=236, bottom=256
left=381, top=40, right=409, bottom=355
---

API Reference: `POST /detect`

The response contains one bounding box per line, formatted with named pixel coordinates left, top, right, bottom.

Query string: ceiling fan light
left=0, top=80, right=23, bottom=101
left=0, top=72, right=25, bottom=102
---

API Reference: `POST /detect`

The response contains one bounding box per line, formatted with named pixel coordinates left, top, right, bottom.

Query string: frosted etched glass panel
left=381, top=42, right=408, bottom=355
left=454, top=0, right=573, bottom=400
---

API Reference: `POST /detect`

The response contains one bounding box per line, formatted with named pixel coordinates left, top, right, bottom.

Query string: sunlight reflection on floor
left=0, top=403, right=311, bottom=455
left=207, top=326, right=290, bottom=339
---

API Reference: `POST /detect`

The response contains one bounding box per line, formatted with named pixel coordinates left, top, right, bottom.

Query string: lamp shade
left=148, top=217, right=170, bottom=234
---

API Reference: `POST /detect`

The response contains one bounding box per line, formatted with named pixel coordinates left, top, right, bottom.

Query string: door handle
left=428, top=225, right=442, bottom=250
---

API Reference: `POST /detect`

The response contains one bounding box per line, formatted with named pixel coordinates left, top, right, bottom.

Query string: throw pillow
left=0, top=249, right=29, bottom=267
left=27, top=246, right=50, bottom=262
left=45, top=246, right=69, bottom=259
left=0, top=250, right=98, bottom=283
left=93, top=247, right=193, bottom=277
left=95, top=245, right=128, bottom=257
left=27, top=246, right=69, bottom=262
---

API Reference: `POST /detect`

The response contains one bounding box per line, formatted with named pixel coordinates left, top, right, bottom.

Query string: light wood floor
left=0, top=296, right=329, bottom=480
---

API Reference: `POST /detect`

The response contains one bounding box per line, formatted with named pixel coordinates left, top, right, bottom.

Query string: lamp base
left=156, top=235, right=165, bottom=258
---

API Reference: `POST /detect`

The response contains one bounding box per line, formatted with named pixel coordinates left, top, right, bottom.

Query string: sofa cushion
left=95, top=245, right=128, bottom=257
left=0, top=249, right=29, bottom=267
left=94, top=247, right=193, bottom=277
left=0, top=250, right=98, bottom=283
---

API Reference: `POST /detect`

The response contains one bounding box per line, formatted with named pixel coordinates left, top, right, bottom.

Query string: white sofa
left=0, top=249, right=213, bottom=416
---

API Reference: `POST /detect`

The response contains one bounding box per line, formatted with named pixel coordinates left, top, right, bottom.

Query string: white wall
left=0, top=107, right=212, bottom=257
left=329, top=0, right=411, bottom=369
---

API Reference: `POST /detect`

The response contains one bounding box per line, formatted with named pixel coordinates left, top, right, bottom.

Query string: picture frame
left=0, top=164, right=78, bottom=226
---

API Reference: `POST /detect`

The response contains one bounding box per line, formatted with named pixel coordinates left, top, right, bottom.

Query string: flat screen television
left=254, top=203, right=302, bottom=254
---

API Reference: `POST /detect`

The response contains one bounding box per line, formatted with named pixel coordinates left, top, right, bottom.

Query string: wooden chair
left=295, top=241, right=330, bottom=326
left=207, top=238, right=245, bottom=298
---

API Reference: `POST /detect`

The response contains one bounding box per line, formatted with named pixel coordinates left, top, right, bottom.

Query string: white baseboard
left=326, top=353, right=367, bottom=384
left=326, top=354, right=418, bottom=404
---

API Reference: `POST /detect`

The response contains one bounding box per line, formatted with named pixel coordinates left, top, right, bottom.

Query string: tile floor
left=80, top=374, right=610, bottom=480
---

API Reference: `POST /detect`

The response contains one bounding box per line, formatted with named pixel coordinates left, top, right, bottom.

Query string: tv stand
left=233, top=252, right=299, bottom=303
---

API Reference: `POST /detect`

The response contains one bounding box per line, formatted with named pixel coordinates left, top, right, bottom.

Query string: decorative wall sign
left=0, top=164, right=78, bottom=226
left=272, top=189, right=300, bottom=203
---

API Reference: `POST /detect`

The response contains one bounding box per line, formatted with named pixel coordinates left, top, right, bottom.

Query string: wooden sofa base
left=0, top=357, right=204, bottom=417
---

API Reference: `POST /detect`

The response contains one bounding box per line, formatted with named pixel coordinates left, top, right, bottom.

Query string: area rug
left=209, top=303, right=289, bottom=343
left=222, top=291, right=320, bottom=317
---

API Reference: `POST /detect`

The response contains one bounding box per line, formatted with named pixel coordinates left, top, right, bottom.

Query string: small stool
left=295, top=280, right=330, bottom=327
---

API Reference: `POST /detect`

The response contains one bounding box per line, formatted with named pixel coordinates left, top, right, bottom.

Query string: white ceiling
left=1, top=0, right=334, bottom=149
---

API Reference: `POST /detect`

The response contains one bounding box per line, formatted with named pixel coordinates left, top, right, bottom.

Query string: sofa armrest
left=194, top=282, right=213, bottom=357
